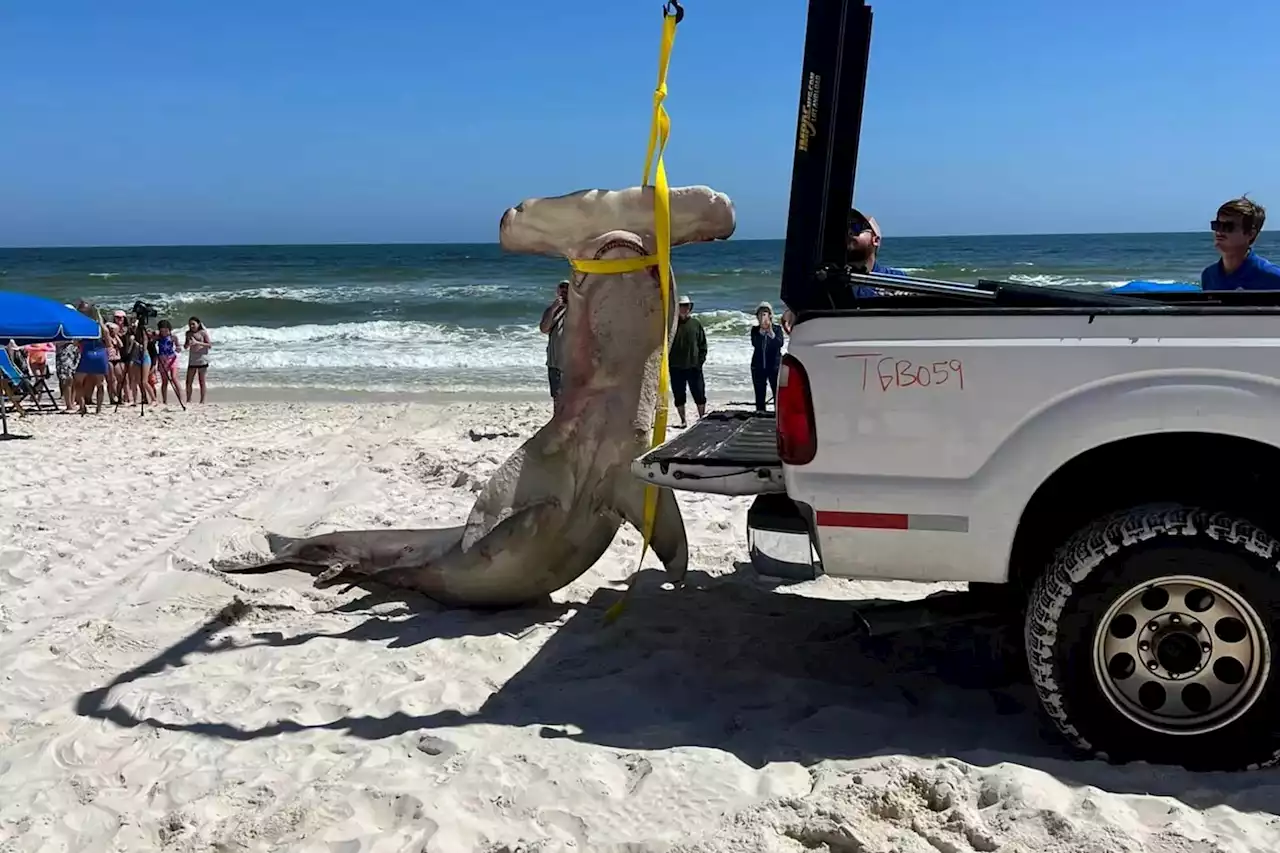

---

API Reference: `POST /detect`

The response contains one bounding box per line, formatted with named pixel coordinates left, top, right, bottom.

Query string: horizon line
left=0, top=229, right=1214, bottom=251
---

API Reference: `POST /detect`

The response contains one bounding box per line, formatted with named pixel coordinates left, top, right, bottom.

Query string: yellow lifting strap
left=567, top=2, right=681, bottom=623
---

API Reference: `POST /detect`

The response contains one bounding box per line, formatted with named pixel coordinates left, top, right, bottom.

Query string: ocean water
left=3, top=232, right=1274, bottom=397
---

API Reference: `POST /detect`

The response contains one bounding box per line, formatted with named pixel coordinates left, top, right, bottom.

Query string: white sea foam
left=201, top=319, right=759, bottom=394
left=1007, top=273, right=1130, bottom=289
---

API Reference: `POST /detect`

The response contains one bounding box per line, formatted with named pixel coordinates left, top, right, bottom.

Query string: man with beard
left=781, top=208, right=906, bottom=333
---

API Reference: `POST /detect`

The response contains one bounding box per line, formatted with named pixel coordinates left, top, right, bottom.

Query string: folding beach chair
left=11, top=347, right=57, bottom=410
left=0, top=349, right=32, bottom=440
left=0, top=348, right=56, bottom=411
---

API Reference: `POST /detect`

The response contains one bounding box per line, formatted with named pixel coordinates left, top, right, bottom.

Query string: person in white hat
left=668, top=294, right=708, bottom=427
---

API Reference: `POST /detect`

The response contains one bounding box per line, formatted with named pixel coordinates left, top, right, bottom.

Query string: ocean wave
left=1006, top=273, right=1131, bottom=289
left=81, top=289, right=556, bottom=328
left=161, top=281, right=514, bottom=305
left=214, top=320, right=487, bottom=346
left=206, top=319, right=755, bottom=378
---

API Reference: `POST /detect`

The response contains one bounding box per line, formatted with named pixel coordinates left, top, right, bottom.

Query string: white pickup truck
left=629, top=0, right=1280, bottom=773
left=634, top=277, right=1280, bottom=773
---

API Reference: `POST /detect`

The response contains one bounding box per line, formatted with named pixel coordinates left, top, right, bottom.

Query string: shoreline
left=12, top=381, right=763, bottom=408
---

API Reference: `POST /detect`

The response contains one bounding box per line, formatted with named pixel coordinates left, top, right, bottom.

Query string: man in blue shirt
left=845, top=208, right=908, bottom=298
left=1201, top=196, right=1280, bottom=291
left=782, top=208, right=907, bottom=331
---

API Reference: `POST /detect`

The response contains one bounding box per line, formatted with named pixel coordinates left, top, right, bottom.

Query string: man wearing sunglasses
left=1201, top=196, right=1280, bottom=291
left=781, top=208, right=908, bottom=332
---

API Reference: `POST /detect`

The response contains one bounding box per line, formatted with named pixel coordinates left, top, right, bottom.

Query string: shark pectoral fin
left=461, top=433, right=574, bottom=550
left=611, top=477, right=688, bottom=581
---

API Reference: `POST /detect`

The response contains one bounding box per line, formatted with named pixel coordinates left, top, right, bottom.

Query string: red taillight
left=776, top=353, right=816, bottom=465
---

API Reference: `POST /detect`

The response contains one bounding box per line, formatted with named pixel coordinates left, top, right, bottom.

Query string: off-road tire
left=1025, top=504, right=1280, bottom=771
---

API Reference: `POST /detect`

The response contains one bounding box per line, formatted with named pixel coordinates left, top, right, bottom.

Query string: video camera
left=132, top=300, right=158, bottom=324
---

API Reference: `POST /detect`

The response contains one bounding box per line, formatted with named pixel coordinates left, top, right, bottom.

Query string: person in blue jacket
left=1201, top=196, right=1280, bottom=291
left=750, top=301, right=785, bottom=411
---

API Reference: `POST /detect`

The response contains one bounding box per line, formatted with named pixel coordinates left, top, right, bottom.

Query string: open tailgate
left=632, top=410, right=784, bottom=496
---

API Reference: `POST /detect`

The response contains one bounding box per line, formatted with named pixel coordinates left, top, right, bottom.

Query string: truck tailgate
left=632, top=410, right=784, bottom=495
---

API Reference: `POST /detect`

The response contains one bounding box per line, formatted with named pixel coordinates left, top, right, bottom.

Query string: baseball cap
left=848, top=208, right=881, bottom=239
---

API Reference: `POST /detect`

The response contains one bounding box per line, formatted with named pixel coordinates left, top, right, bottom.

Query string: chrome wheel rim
left=1092, top=574, right=1269, bottom=735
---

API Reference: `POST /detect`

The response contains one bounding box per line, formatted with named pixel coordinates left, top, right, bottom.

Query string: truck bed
left=645, top=410, right=779, bottom=467
left=633, top=410, right=784, bottom=495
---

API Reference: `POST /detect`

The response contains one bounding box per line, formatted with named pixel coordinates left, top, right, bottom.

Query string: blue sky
left=3, top=0, right=1278, bottom=246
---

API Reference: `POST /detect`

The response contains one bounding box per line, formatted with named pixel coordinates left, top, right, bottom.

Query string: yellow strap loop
left=570, top=255, right=660, bottom=276
left=602, top=5, right=680, bottom=624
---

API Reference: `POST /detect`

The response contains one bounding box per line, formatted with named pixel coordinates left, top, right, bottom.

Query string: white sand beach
left=2, top=399, right=1279, bottom=852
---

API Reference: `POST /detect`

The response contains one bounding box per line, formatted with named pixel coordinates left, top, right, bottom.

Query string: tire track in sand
left=0, top=406, right=412, bottom=659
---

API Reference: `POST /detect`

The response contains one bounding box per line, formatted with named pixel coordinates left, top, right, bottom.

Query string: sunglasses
left=1211, top=219, right=1243, bottom=234
left=848, top=217, right=872, bottom=236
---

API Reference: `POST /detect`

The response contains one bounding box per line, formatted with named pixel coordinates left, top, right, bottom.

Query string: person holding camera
left=749, top=301, right=785, bottom=411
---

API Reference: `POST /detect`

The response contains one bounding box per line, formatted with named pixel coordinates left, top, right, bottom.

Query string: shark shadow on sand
left=75, top=566, right=1280, bottom=812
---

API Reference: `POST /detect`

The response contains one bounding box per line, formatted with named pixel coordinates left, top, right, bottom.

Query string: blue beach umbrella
left=0, top=291, right=102, bottom=345
left=0, top=291, right=100, bottom=440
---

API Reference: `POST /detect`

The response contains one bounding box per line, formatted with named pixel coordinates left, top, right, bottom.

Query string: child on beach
left=104, top=321, right=125, bottom=404
left=124, top=319, right=155, bottom=405
left=146, top=329, right=160, bottom=398
left=154, top=320, right=184, bottom=405
left=184, top=317, right=212, bottom=403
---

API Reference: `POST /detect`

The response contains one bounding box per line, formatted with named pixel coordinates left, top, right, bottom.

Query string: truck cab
left=633, top=0, right=1280, bottom=773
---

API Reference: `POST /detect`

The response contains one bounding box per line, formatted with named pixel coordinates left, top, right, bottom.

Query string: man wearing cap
left=669, top=294, right=708, bottom=428
left=781, top=208, right=908, bottom=332
left=538, top=279, right=570, bottom=412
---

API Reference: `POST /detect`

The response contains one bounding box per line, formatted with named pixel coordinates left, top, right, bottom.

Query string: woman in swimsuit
left=154, top=320, right=184, bottom=405
left=104, top=321, right=125, bottom=404
left=184, top=316, right=212, bottom=403
left=126, top=318, right=155, bottom=405
left=146, top=329, right=160, bottom=398
left=73, top=301, right=109, bottom=415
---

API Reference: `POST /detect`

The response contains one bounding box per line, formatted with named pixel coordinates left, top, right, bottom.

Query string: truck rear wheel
left=1025, top=505, right=1280, bottom=770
